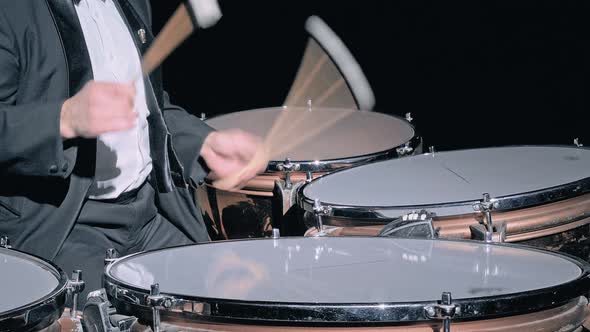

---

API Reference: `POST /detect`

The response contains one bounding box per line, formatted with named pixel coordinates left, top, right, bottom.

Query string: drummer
left=0, top=1, right=265, bottom=303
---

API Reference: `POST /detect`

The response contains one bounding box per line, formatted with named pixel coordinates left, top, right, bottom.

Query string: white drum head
left=107, top=237, right=581, bottom=303
left=0, top=249, right=60, bottom=313
left=303, top=146, right=590, bottom=212
left=205, top=107, right=414, bottom=161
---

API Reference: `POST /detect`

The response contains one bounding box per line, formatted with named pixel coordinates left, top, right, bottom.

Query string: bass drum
left=104, top=237, right=590, bottom=331
left=197, top=107, right=420, bottom=240
left=0, top=246, right=70, bottom=332
left=300, top=145, right=590, bottom=261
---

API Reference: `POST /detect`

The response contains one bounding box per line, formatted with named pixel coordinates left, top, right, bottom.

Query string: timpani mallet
left=141, top=0, right=222, bottom=76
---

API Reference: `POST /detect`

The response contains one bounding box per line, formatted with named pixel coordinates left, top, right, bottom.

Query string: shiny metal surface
left=205, top=107, right=418, bottom=172
left=300, top=145, right=590, bottom=218
left=104, top=237, right=590, bottom=324
left=198, top=107, right=421, bottom=240
left=0, top=247, right=68, bottom=332
left=126, top=297, right=588, bottom=331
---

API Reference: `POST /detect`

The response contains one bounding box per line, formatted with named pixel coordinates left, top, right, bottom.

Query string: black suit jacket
left=0, top=0, right=213, bottom=259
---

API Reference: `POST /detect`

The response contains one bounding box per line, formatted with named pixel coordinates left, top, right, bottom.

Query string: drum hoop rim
left=0, top=247, right=69, bottom=329
left=103, top=237, right=590, bottom=324
left=298, top=144, right=590, bottom=216
left=205, top=107, right=419, bottom=173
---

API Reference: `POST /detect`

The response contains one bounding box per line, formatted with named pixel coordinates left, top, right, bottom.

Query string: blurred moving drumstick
left=284, top=16, right=376, bottom=111
left=215, top=16, right=373, bottom=190
left=141, top=0, right=222, bottom=75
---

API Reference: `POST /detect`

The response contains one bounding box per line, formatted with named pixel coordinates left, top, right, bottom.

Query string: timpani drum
left=0, top=246, right=70, bottom=332
left=300, top=145, right=590, bottom=260
left=197, top=107, right=421, bottom=240
left=103, top=237, right=590, bottom=331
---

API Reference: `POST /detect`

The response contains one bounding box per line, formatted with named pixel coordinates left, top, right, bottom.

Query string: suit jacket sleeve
left=0, top=10, right=72, bottom=178
left=162, top=91, right=214, bottom=186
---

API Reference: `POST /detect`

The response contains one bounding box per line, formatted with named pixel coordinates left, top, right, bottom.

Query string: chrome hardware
left=312, top=199, right=332, bottom=234
left=273, top=176, right=306, bottom=225
left=0, top=235, right=11, bottom=248
left=306, top=171, right=313, bottom=182
left=276, top=158, right=301, bottom=173
left=307, top=99, right=313, bottom=111
left=115, top=287, right=140, bottom=304
left=471, top=193, right=506, bottom=242
left=424, top=292, right=458, bottom=332
left=575, top=138, right=583, bottom=147
left=68, top=270, right=85, bottom=318
left=137, top=29, right=147, bottom=44
left=272, top=228, right=280, bottom=239
left=396, top=142, right=414, bottom=156
left=147, top=283, right=173, bottom=332
left=84, top=288, right=135, bottom=332
left=104, top=248, right=119, bottom=266
left=379, top=210, right=438, bottom=239
left=405, top=112, right=413, bottom=122
left=200, top=112, right=207, bottom=121
left=428, top=146, right=435, bottom=155
left=285, top=172, right=292, bottom=189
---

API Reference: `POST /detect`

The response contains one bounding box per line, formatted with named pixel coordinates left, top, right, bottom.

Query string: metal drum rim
left=298, top=144, right=590, bottom=218
left=204, top=106, right=420, bottom=173
left=103, top=237, right=590, bottom=325
left=0, top=247, right=69, bottom=331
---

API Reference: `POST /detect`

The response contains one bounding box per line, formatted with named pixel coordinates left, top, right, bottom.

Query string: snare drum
left=197, top=107, right=420, bottom=240
left=0, top=246, right=69, bottom=331
left=300, top=145, right=590, bottom=260
left=103, top=237, right=590, bottom=331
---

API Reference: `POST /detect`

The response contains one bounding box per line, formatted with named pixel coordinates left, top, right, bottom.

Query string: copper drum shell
left=197, top=107, right=421, bottom=240
left=130, top=297, right=587, bottom=332
left=196, top=171, right=326, bottom=240
left=305, top=193, right=590, bottom=259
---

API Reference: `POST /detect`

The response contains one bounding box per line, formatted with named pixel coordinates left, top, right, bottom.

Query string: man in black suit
left=0, top=0, right=264, bottom=301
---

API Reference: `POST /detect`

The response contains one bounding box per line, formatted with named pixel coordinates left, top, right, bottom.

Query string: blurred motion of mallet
left=141, top=0, right=222, bottom=76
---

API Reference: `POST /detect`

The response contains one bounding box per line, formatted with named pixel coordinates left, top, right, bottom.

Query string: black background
left=151, top=1, right=590, bottom=151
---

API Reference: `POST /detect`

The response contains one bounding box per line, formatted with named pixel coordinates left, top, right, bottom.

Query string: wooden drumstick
left=213, top=109, right=355, bottom=191
left=141, top=0, right=222, bottom=76
left=270, top=78, right=348, bottom=150
left=270, top=107, right=354, bottom=159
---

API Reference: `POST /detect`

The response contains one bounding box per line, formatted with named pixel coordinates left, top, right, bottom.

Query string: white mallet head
left=305, top=16, right=375, bottom=111
left=186, top=0, right=223, bottom=29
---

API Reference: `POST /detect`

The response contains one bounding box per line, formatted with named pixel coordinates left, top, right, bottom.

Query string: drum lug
left=276, top=158, right=301, bottom=174
left=378, top=210, right=439, bottom=239
left=405, top=112, right=413, bottom=122
left=104, top=248, right=119, bottom=266
left=67, top=270, right=85, bottom=318
left=0, top=235, right=11, bottom=248
left=312, top=199, right=332, bottom=235
left=574, top=138, right=584, bottom=147
left=147, top=283, right=174, bottom=332
left=424, top=292, right=460, bottom=332
left=428, top=146, right=435, bottom=155
left=395, top=142, right=414, bottom=156
left=114, top=287, right=140, bottom=305
left=472, top=193, right=505, bottom=243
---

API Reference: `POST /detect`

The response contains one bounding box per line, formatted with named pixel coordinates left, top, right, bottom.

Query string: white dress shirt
left=75, top=0, right=152, bottom=199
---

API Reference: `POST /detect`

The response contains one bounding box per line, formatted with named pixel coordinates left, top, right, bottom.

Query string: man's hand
left=200, top=129, right=267, bottom=191
left=60, top=81, right=137, bottom=139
